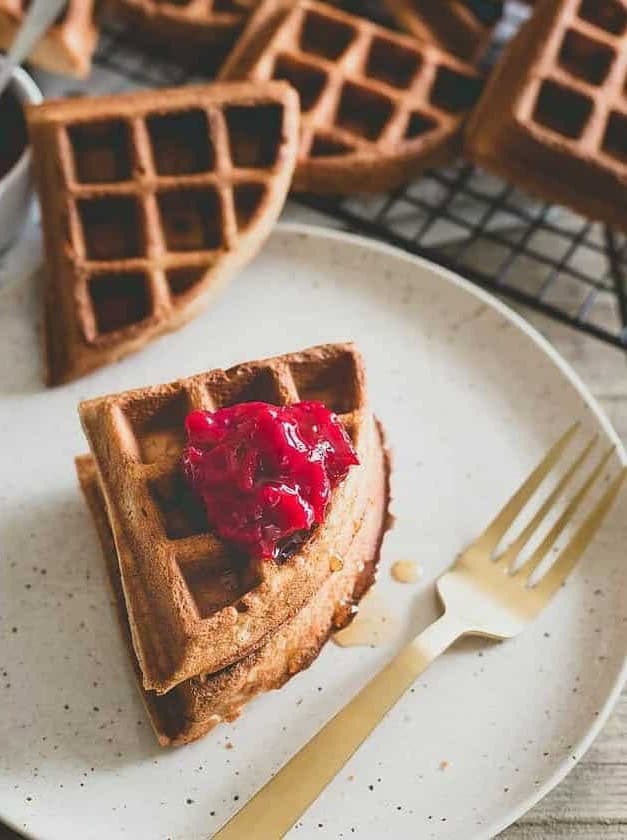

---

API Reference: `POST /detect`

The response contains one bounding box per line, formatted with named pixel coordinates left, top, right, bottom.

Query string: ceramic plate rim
left=2, top=221, right=625, bottom=840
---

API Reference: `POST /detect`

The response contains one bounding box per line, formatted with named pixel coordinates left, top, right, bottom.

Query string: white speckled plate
left=1, top=224, right=626, bottom=840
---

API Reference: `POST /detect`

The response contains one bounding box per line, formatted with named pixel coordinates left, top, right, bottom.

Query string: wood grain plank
left=581, top=692, right=627, bottom=765
left=500, top=824, right=627, bottom=839
left=517, top=763, right=627, bottom=821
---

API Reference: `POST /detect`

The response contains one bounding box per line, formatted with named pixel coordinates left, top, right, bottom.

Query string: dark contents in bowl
left=0, top=89, right=27, bottom=179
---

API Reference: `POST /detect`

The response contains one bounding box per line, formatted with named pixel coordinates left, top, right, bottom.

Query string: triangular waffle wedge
left=106, top=0, right=255, bottom=73
left=78, top=343, right=386, bottom=695
left=27, top=82, right=299, bottom=386
left=465, top=0, right=627, bottom=232
left=383, top=0, right=504, bottom=62
left=219, top=0, right=483, bottom=193
left=76, top=414, right=389, bottom=745
left=0, top=0, right=98, bottom=78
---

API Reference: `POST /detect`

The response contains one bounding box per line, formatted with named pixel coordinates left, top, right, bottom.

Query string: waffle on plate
left=465, top=0, right=627, bottom=232
left=220, top=0, right=483, bottom=192
left=78, top=343, right=390, bottom=698
left=76, top=393, right=389, bottom=744
left=0, top=0, right=98, bottom=77
left=27, top=82, right=300, bottom=385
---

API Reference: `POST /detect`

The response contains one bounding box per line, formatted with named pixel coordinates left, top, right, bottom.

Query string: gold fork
left=214, top=423, right=626, bottom=840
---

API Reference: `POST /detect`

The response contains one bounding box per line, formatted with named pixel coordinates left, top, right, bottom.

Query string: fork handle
left=212, top=611, right=465, bottom=839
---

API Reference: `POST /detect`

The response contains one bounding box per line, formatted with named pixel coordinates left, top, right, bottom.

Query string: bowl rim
left=0, top=63, right=43, bottom=195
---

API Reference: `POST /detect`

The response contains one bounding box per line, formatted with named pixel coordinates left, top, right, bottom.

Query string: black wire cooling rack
left=86, top=1, right=627, bottom=351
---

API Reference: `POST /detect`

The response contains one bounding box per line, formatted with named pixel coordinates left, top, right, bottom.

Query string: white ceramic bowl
left=0, top=64, right=42, bottom=254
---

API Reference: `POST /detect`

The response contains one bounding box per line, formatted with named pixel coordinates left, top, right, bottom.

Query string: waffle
left=0, top=1, right=98, bottom=78
left=383, top=0, right=504, bottom=62
left=27, top=82, right=299, bottom=386
left=464, top=0, right=627, bottom=232
left=219, top=0, right=483, bottom=193
left=105, top=0, right=255, bottom=73
left=76, top=414, right=389, bottom=745
left=78, top=343, right=385, bottom=694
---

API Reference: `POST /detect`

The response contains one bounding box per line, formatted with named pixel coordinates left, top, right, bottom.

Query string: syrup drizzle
left=329, top=552, right=344, bottom=572
left=390, top=559, right=422, bottom=584
left=333, top=590, right=398, bottom=647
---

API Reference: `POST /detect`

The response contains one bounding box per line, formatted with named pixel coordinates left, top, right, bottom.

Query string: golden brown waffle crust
left=464, top=0, right=627, bottom=232
left=27, top=82, right=299, bottom=386
left=76, top=418, right=390, bottom=746
left=0, top=1, right=98, bottom=78
left=78, top=343, right=378, bottom=694
left=219, top=0, right=483, bottom=193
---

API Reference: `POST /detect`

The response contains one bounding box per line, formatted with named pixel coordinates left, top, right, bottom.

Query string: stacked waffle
left=76, top=343, right=390, bottom=745
left=0, top=0, right=98, bottom=77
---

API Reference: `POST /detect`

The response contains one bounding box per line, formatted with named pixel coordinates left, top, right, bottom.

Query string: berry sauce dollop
left=182, top=401, right=359, bottom=560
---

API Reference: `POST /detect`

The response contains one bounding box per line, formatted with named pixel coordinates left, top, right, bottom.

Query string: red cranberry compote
left=181, top=401, right=359, bottom=560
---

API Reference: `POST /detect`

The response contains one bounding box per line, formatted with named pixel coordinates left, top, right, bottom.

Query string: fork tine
left=474, top=422, right=579, bottom=554
left=496, top=435, right=597, bottom=571
left=535, top=467, right=627, bottom=600
left=516, top=445, right=615, bottom=583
